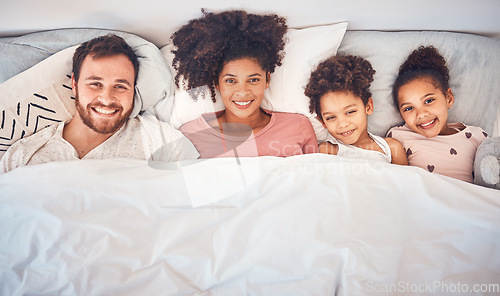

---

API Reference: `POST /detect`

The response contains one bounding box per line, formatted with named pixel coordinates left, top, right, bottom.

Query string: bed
left=1, top=6, right=500, bottom=296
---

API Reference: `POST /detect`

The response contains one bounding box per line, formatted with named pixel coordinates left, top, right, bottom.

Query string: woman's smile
left=233, top=100, right=254, bottom=108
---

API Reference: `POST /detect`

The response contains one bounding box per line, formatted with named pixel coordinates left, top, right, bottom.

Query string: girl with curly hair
left=171, top=9, right=318, bottom=158
left=305, top=55, right=407, bottom=165
left=387, top=46, right=487, bottom=182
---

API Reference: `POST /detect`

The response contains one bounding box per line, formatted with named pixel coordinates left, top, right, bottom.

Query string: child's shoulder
left=386, top=124, right=411, bottom=138
left=460, top=124, right=488, bottom=138
left=319, top=141, right=339, bottom=155
left=383, top=136, right=403, bottom=147
left=382, top=136, right=408, bottom=165
left=382, top=136, right=405, bottom=154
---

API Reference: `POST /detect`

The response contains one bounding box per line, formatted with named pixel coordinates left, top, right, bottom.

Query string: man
left=1, top=34, right=198, bottom=173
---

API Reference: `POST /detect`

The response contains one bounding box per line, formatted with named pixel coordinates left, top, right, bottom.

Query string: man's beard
left=74, top=88, right=133, bottom=135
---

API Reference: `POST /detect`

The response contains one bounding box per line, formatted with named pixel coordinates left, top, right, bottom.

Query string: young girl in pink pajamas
left=388, top=46, right=487, bottom=182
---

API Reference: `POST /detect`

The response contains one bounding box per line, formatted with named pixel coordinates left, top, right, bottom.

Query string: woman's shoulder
left=271, top=112, right=316, bottom=136
left=259, top=111, right=316, bottom=140
left=271, top=111, right=310, bottom=124
left=272, top=111, right=307, bottom=118
left=179, top=114, right=213, bottom=133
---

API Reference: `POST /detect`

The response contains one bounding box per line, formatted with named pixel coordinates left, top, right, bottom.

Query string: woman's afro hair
left=392, top=45, right=450, bottom=107
left=171, top=9, right=287, bottom=102
left=305, top=55, right=375, bottom=117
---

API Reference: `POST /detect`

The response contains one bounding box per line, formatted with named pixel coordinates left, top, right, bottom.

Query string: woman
left=172, top=9, right=318, bottom=158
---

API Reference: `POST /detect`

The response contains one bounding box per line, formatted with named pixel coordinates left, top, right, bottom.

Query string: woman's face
left=216, top=58, right=269, bottom=120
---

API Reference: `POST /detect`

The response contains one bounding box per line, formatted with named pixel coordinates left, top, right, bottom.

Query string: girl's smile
left=417, top=118, right=438, bottom=130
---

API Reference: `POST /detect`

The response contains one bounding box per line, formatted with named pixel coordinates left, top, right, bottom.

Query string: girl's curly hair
left=171, top=9, right=287, bottom=102
left=392, top=45, right=450, bottom=108
left=305, top=55, right=375, bottom=118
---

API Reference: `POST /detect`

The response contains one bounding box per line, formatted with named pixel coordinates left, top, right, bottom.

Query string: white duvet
left=1, top=154, right=499, bottom=295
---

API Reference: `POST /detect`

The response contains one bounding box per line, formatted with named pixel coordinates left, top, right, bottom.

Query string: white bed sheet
left=1, top=154, right=499, bottom=295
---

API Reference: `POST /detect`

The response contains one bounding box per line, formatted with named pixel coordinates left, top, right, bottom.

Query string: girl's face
left=319, top=91, right=373, bottom=146
left=216, top=58, right=269, bottom=120
left=397, top=77, right=454, bottom=138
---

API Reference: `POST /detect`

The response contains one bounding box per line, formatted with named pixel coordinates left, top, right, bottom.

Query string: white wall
left=0, top=0, right=499, bottom=47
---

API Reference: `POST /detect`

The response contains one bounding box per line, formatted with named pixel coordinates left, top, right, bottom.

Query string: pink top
left=180, top=111, right=319, bottom=158
left=387, top=123, right=487, bottom=183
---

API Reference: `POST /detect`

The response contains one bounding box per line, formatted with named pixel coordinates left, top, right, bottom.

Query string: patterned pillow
left=0, top=75, right=76, bottom=157
left=0, top=43, right=76, bottom=158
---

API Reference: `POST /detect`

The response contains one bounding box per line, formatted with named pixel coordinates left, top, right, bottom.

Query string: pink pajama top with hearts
left=387, top=122, right=487, bottom=183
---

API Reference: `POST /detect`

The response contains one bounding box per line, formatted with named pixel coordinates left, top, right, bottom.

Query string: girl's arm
left=319, top=142, right=339, bottom=155
left=385, top=137, right=408, bottom=165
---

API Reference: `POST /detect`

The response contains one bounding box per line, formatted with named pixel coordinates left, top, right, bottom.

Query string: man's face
left=72, top=54, right=135, bottom=134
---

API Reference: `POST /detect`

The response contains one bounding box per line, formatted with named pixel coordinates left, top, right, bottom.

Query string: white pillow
left=160, top=22, right=348, bottom=132
left=158, top=43, right=225, bottom=127
left=263, top=22, right=348, bottom=115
